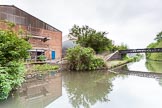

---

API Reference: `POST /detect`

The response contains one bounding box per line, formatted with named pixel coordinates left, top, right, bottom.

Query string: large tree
left=68, top=25, right=113, bottom=53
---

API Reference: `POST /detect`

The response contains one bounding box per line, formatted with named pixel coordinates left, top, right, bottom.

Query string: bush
left=0, top=21, right=31, bottom=100
left=38, top=55, right=46, bottom=61
left=65, top=46, right=105, bottom=71
left=0, top=62, right=25, bottom=100
left=0, top=28, right=31, bottom=65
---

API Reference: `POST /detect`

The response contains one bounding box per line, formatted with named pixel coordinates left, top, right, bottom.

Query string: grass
left=26, top=64, right=59, bottom=74
left=33, top=64, right=59, bottom=71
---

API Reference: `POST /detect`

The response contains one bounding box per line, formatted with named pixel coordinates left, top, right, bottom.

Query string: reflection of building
left=0, top=72, right=62, bottom=108
left=18, top=72, right=62, bottom=108
left=0, top=5, right=62, bottom=60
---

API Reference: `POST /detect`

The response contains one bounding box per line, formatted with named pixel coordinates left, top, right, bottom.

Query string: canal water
left=1, top=58, right=162, bottom=108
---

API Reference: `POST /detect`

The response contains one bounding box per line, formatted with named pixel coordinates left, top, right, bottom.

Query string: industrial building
left=0, top=5, right=62, bottom=60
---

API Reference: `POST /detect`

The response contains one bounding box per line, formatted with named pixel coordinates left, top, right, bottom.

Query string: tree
left=146, top=30, right=162, bottom=60
left=68, top=25, right=113, bottom=53
left=155, top=31, right=162, bottom=42
left=116, top=43, right=128, bottom=50
left=0, top=21, right=31, bottom=100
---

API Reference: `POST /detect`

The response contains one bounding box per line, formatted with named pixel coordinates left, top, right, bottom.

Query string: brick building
left=0, top=5, right=62, bottom=60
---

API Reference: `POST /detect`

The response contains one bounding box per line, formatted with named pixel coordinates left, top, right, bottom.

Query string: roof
left=0, top=5, right=62, bottom=32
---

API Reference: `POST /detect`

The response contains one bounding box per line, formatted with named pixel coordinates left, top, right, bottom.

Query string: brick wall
left=32, top=28, right=62, bottom=60
left=0, top=21, right=62, bottom=60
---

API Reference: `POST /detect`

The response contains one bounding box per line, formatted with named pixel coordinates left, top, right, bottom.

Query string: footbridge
left=106, top=48, right=162, bottom=61
left=119, top=48, right=162, bottom=54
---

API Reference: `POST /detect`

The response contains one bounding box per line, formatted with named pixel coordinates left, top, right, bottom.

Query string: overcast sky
left=1, top=0, right=162, bottom=48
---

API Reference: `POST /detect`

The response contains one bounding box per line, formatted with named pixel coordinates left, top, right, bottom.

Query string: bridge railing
left=119, top=48, right=162, bottom=54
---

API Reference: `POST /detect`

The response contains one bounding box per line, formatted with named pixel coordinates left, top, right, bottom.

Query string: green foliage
left=123, top=54, right=143, bottom=62
left=38, top=54, right=46, bottom=61
left=0, top=62, right=25, bottom=100
left=0, top=22, right=31, bottom=100
left=146, top=30, right=162, bottom=61
left=32, top=64, right=59, bottom=71
left=114, top=43, right=128, bottom=51
left=146, top=42, right=158, bottom=59
left=146, top=39, right=162, bottom=61
left=0, top=28, right=31, bottom=65
left=154, top=31, right=162, bottom=42
left=66, top=46, right=105, bottom=71
left=68, top=25, right=114, bottom=53
left=4, top=21, right=15, bottom=30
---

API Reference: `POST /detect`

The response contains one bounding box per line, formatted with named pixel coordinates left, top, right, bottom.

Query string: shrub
left=0, top=21, right=31, bottom=100
left=66, top=46, right=105, bottom=71
left=38, top=55, right=46, bottom=61
left=0, top=62, right=25, bottom=100
left=0, top=29, right=31, bottom=65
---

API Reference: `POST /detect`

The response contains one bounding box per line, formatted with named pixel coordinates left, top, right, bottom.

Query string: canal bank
left=1, top=58, right=162, bottom=108
left=106, top=53, right=143, bottom=69
left=106, top=60, right=130, bottom=69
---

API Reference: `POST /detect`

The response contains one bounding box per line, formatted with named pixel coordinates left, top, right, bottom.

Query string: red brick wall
left=40, top=29, right=62, bottom=60
left=0, top=21, right=62, bottom=60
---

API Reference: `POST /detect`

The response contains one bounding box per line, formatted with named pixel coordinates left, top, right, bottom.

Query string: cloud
left=1, top=0, right=162, bottom=48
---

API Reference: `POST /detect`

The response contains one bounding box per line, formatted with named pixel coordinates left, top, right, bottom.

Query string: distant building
left=62, top=40, right=76, bottom=57
left=0, top=5, right=62, bottom=60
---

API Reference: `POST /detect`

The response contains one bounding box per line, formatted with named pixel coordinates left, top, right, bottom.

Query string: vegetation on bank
left=146, top=31, right=162, bottom=61
left=31, top=64, right=59, bottom=72
left=66, top=25, right=129, bottom=71
left=106, top=54, right=143, bottom=69
left=0, top=22, right=31, bottom=100
left=106, top=60, right=128, bottom=69
left=66, top=46, right=105, bottom=71
left=124, top=54, right=143, bottom=62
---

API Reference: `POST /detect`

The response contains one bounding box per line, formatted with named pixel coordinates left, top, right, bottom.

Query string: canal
left=1, top=58, right=162, bottom=108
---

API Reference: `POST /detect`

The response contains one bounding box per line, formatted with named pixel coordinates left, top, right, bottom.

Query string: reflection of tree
left=158, top=78, right=162, bottom=86
left=145, top=60, right=162, bottom=86
left=120, top=65, right=129, bottom=70
left=62, top=71, right=116, bottom=108
left=145, top=60, right=162, bottom=73
left=111, top=65, right=129, bottom=80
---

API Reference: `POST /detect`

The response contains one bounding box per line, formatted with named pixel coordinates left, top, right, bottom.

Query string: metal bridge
left=119, top=48, right=162, bottom=54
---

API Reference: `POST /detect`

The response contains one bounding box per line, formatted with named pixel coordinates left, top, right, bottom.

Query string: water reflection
left=62, top=71, right=116, bottom=108
left=145, top=60, right=162, bottom=86
left=0, top=71, right=62, bottom=108
left=145, top=60, right=162, bottom=73
left=2, top=60, right=162, bottom=108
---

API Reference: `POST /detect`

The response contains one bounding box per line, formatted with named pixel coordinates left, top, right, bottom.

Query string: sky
left=1, top=0, right=162, bottom=48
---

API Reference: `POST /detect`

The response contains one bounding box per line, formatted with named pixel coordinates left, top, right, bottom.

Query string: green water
left=1, top=59, right=162, bottom=108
